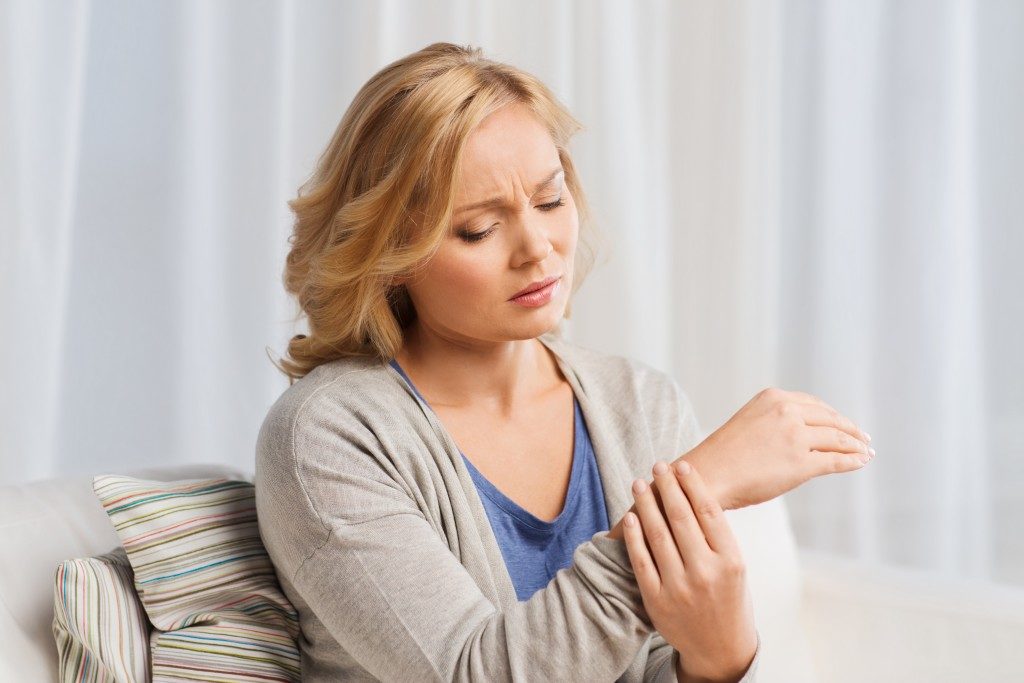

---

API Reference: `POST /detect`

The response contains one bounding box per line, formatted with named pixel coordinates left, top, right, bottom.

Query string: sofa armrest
left=797, top=549, right=1024, bottom=682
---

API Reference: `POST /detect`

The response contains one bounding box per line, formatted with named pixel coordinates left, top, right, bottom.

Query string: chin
left=509, top=310, right=566, bottom=339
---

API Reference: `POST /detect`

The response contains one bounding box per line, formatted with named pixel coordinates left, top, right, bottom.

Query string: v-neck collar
left=383, top=330, right=636, bottom=608
left=389, top=354, right=588, bottom=531
left=535, top=332, right=634, bottom=537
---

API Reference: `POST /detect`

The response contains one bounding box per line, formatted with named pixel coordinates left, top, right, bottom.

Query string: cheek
left=427, top=249, right=500, bottom=299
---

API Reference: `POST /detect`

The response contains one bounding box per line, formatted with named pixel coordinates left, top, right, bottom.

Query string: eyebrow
left=453, top=167, right=565, bottom=215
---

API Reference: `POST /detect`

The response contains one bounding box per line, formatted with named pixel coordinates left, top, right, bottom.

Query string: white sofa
left=3, top=464, right=1024, bottom=682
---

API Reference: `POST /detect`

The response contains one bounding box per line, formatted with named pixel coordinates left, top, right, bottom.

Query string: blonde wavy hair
left=270, top=42, right=606, bottom=383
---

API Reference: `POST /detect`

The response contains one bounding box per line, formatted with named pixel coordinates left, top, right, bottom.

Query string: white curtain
left=2, top=0, right=1021, bottom=590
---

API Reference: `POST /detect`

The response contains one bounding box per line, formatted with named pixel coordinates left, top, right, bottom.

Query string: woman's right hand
left=685, top=387, right=874, bottom=511
left=623, top=458, right=758, bottom=682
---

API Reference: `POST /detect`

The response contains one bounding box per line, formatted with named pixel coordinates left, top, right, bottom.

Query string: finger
left=809, top=450, right=872, bottom=477
left=782, top=389, right=854, bottom=425
left=651, top=461, right=711, bottom=567
left=622, top=511, right=662, bottom=597
left=631, top=477, right=684, bottom=580
left=800, top=403, right=871, bottom=444
left=674, top=462, right=743, bottom=558
left=805, top=425, right=872, bottom=458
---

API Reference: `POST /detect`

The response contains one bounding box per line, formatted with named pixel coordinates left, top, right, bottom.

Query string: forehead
left=456, top=105, right=561, bottom=198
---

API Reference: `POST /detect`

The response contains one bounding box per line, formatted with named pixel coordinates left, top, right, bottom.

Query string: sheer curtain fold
left=1, top=0, right=90, bottom=484
left=777, top=0, right=1005, bottom=584
left=1, top=0, right=1020, bottom=593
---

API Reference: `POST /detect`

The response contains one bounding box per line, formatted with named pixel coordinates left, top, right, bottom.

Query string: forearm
left=606, top=447, right=724, bottom=542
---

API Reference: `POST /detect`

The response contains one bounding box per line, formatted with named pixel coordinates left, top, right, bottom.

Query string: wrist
left=607, top=516, right=625, bottom=541
left=609, top=443, right=728, bottom=542
left=674, top=633, right=759, bottom=683
left=607, top=501, right=636, bottom=541
left=673, top=445, right=732, bottom=511
left=675, top=655, right=751, bottom=683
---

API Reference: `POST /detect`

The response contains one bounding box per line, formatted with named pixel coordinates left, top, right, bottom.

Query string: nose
left=511, top=216, right=554, bottom=268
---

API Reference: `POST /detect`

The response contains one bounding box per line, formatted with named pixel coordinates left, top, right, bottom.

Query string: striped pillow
left=52, top=545, right=152, bottom=683
left=93, top=475, right=301, bottom=682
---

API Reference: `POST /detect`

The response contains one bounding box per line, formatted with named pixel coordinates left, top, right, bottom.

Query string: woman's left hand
left=622, top=459, right=758, bottom=683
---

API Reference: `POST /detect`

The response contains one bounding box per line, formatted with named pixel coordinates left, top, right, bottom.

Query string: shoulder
left=254, top=355, right=411, bottom=476
left=254, top=355, right=416, bottom=577
left=254, top=354, right=423, bottom=530
left=260, top=355, right=397, bottom=430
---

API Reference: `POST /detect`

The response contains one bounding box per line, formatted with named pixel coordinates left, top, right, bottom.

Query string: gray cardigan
left=255, top=327, right=761, bottom=682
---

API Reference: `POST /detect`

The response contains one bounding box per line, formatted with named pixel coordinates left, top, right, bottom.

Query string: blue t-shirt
left=389, top=358, right=611, bottom=601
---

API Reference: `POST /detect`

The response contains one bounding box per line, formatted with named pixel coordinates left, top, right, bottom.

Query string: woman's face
left=400, top=103, right=579, bottom=346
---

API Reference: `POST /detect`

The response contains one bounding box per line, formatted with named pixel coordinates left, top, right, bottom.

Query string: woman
left=255, top=42, right=874, bottom=682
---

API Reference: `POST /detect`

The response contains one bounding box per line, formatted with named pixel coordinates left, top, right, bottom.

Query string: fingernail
left=868, top=446, right=876, bottom=457
left=864, top=432, right=872, bottom=443
left=653, top=461, right=668, bottom=475
left=633, top=479, right=647, bottom=494
left=674, top=460, right=691, bottom=475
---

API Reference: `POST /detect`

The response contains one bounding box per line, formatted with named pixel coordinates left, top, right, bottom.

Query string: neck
left=393, top=323, right=564, bottom=415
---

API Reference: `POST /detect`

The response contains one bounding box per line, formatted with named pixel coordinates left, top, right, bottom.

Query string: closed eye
left=537, top=198, right=565, bottom=212
left=457, top=197, right=566, bottom=243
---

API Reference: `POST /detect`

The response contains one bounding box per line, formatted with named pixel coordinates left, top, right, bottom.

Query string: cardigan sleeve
left=255, top=398, right=658, bottom=682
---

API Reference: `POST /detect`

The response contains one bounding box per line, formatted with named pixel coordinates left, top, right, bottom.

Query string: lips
left=510, top=274, right=561, bottom=300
